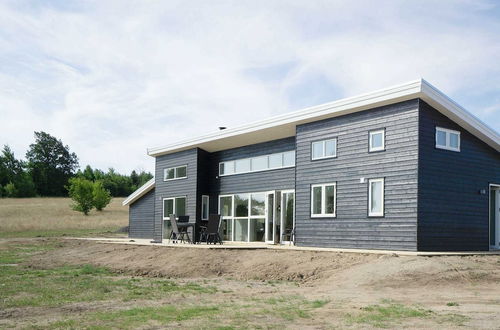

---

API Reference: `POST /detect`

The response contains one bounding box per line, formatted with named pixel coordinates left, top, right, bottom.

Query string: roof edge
left=147, top=78, right=500, bottom=156
left=147, top=79, right=423, bottom=157
left=122, top=178, right=155, bottom=206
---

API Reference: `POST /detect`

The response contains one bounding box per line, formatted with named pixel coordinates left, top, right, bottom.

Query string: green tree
left=26, top=132, right=79, bottom=196
left=67, top=177, right=94, bottom=215
left=0, top=145, right=36, bottom=197
left=93, top=180, right=112, bottom=211
left=4, top=182, right=17, bottom=197
left=0, top=145, right=24, bottom=186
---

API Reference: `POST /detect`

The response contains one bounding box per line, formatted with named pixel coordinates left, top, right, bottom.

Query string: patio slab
left=68, top=237, right=500, bottom=256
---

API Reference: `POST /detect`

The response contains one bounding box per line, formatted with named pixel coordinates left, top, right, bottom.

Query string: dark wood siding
left=417, top=101, right=500, bottom=251
left=153, top=148, right=199, bottom=242
left=129, top=188, right=155, bottom=239
left=208, top=137, right=296, bottom=213
left=295, top=100, right=419, bottom=251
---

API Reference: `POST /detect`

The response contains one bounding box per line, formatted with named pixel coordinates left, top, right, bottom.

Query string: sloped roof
left=122, top=178, right=155, bottom=206
left=147, top=79, right=500, bottom=157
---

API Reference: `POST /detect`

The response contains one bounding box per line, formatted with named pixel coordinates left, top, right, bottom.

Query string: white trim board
left=147, top=79, right=500, bottom=157
left=122, top=178, right=155, bottom=206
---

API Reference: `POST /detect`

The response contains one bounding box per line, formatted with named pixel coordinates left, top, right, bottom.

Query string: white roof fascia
left=122, top=178, right=155, bottom=206
left=147, top=79, right=499, bottom=156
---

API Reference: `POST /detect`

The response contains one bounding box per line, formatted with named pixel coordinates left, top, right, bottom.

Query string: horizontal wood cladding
left=129, top=188, right=155, bottom=239
left=153, top=148, right=199, bottom=241
left=295, top=99, right=419, bottom=251
left=207, top=138, right=296, bottom=214
left=417, top=101, right=500, bottom=251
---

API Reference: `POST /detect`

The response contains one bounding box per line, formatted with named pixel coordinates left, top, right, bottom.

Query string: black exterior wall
left=128, top=188, right=155, bottom=238
left=295, top=99, right=420, bottom=251
left=417, top=100, right=500, bottom=251
left=153, top=148, right=199, bottom=242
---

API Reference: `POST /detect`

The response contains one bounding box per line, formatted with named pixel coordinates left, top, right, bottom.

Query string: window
left=310, top=183, right=336, bottom=217
left=219, top=150, right=295, bottom=176
left=201, top=195, right=209, bottom=220
left=162, top=196, right=187, bottom=220
left=311, top=139, right=337, bottom=160
left=218, top=192, right=267, bottom=242
left=435, top=127, right=460, bottom=152
left=368, top=178, right=384, bottom=217
left=369, top=129, right=385, bottom=152
left=163, top=165, right=187, bottom=181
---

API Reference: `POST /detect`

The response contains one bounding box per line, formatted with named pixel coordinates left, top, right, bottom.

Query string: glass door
left=265, top=192, right=275, bottom=243
left=281, top=191, right=295, bottom=245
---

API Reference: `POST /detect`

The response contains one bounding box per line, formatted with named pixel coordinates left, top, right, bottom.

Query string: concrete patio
left=69, top=237, right=500, bottom=256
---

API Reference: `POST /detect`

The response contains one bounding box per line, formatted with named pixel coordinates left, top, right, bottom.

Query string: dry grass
left=0, top=197, right=128, bottom=237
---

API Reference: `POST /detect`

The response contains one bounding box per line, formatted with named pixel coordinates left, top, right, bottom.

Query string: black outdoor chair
left=168, top=214, right=191, bottom=243
left=203, top=214, right=222, bottom=245
left=178, top=215, right=189, bottom=223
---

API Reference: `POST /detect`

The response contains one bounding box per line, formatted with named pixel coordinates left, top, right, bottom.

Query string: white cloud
left=0, top=0, right=499, bottom=174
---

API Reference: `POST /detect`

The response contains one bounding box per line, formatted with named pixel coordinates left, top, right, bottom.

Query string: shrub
left=93, top=180, right=112, bottom=211
left=4, top=182, right=18, bottom=197
left=67, top=178, right=94, bottom=215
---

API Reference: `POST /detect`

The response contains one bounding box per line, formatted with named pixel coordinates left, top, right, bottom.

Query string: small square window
left=165, top=168, right=175, bottom=180
left=311, top=139, right=337, bottom=160
left=436, top=127, right=460, bottom=152
left=369, top=130, right=385, bottom=152
left=176, top=166, right=187, bottom=178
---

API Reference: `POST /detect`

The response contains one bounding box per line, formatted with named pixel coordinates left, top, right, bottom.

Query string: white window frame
left=201, top=195, right=209, bottom=220
left=369, top=129, right=385, bottom=152
left=162, top=196, right=187, bottom=220
left=368, top=178, right=384, bottom=217
left=219, top=150, right=295, bottom=177
left=311, top=138, right=337, bottom=160
left=218, top=192, right=268, bottom=242
left=435, top=127, right=460, bottom=152
left=310, top=183, right=337, bottom=218
left=163, top=165, right=188, bottom=181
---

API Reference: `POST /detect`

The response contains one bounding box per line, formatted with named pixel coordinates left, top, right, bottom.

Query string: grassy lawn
left=0, top=240, right=331, bottom=329
left=0, top=197, right=128, bottom=238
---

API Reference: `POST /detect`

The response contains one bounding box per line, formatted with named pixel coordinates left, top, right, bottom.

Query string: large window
left=368, top=178, right=384, bottom=217
left=219, top=151, right=295, bottom=176
left=369, top=129, right=385, bottom=152
left=201, top=195, right=209, bottom=220
left=311, top=183, right=336, bottom=217
left=164, top=165, right=187, bottom=181
left=312, top=138, right=337, bottom=160
left=219, top=192, right=266, bottom=242
left=162, top=196, right=187, bottom=219
left=162, top=196, right=187, bottom=239
left=435, top=127, right=460, bottom=152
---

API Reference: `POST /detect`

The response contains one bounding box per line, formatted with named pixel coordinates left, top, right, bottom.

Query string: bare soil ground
left=2, top=238, right=499, bottom=329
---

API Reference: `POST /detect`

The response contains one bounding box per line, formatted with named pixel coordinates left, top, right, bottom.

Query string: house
left=123, top=79, right=500, bottom=252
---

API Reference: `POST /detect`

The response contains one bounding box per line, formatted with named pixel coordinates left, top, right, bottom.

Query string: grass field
left=0, top=197, right=128, bottom=238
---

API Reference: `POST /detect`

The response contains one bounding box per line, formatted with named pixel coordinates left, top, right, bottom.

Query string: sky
left=1, top=0, right=499, bottom=174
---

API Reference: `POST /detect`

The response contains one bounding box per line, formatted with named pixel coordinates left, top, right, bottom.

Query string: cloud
left=0, top=0, right=499, bottom=174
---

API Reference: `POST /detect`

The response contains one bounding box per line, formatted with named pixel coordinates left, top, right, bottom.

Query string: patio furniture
left=169, top=214, right=192, bottom=243
left=281, top=228, right=295, bottom=245
left=178, top=215, right=189, bottom=223
left=204, top=214, right=222, bottom=245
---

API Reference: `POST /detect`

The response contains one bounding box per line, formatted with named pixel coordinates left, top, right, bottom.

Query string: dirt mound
left=28, top=239, right=376, bottom=283
left=27, top=239, right=500, bottom=288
